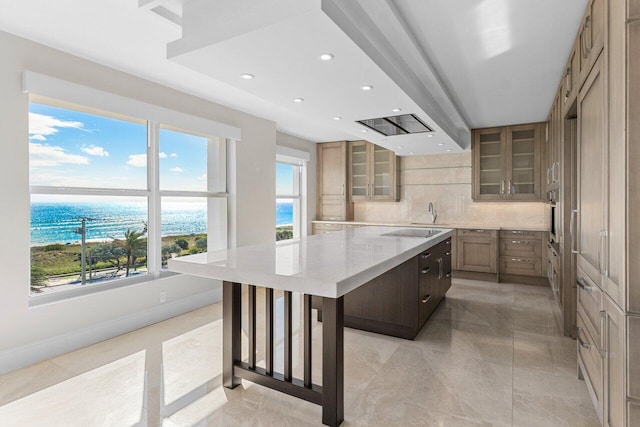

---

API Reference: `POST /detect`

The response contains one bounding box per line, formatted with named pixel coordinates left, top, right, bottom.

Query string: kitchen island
left=168, top=226, right=453, bottom=426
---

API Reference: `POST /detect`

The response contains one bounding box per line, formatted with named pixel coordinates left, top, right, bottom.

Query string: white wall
left=276, top=131, right=317, bottom=235
left=0, top=30, right=276, bottom=374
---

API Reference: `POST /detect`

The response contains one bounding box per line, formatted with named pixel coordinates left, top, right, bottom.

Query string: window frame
left=27, top=86, right=233, bottom=303
left=275, top=154, right=307, bottom=241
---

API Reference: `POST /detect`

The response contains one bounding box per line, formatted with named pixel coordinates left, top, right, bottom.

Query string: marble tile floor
left=0, top=278, right=599, bottom=426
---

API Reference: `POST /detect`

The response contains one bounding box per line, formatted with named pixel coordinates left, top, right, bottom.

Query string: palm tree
left=116, top=227, right=147, bottom=277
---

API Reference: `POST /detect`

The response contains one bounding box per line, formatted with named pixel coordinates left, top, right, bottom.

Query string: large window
left=275, top=157, right=304, bottom=241
left=29, top=99, right=227, bottom=297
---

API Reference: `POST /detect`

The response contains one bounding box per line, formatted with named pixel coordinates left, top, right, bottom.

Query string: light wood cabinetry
left=603, top=295, right=625, bottom=427
left=563, top=39, right=580, bottom=111
left=548, top=0, right=638, bottom=422
left=472, top=123, right=544, bottom=201
left=456, top=229, right=498, bottom=273
left=348, top=141, right=399, bottom=202
left=499, top=230, right=545, bottom=279
left=576, top=53, right=606, bottom=290
left=317, top=141, right=352, bottom=221
left=578, top=0, right=605, bottom=84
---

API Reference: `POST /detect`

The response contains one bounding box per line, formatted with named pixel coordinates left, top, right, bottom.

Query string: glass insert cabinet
left=472, top=123, right=543, bottom=201
left=348, top=141, right=400, bottom=201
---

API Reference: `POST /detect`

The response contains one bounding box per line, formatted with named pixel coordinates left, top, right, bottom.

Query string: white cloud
left=127, top=154, right=147, bottom=168
left=29, top=112, right=84, bottom=141
left=159, top=152, right=167, bottom=159
left=81, top=144, right=109, bottom=157
left=170, top=167, right=183, bottom=173
left=170, top=153, right=178, bottom=158
left=198, top=173, right=207, bottom=181
left=29, top=143, right=90, bottom=167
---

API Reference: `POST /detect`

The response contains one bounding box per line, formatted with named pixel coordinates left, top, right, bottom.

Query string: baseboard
left=499, top=274, right=549, bottom=286
left=0, top=286, right=222, bottom=375
left=452, top=270, right=498, bottom=282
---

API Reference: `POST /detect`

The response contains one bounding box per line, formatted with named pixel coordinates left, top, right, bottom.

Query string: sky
left=276, top=162, right=295, bottom=195
left=29, top=102, right=208, bottom=194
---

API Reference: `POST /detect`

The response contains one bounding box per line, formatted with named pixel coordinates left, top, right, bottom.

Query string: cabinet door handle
left=445, top=251, right=451, bottom=256
left=475, top=229, right=486, bottom=233
left=585, top=15, right=592, bottom=53
left=437, top=258, right=443, bottom=279
left=599, top=229, right=608, bottom=276
left=570, top=209, right=580, bottom=254
left=511, top=240, right=530, bottom=244
left=507, top=179, right=512, bottom=195
left=577, top=331, right=591, bottom=349
left=445, top=273, right=451, bottom=278
left=577, top=277, right=594, bottom=292
left=547, top=168, right=551, bottom=185
left=421, top=267, right=431, bottom=274
left=511, top=230, right=524, bottom=234
left=421, top=295, right=432, bottom=304
left=599, top=310, right=607, bottom=357
left=511, top=258, right=523, bottom=262
left=421, top=253, right=431, bottom=259
left=341, top=184, right=345, bottom=196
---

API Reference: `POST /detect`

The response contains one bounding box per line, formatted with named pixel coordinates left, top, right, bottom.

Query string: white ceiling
left=0, top=0, right=587, bottom=155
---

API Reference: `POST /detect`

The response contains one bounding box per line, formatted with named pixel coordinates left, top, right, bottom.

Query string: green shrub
left=42, top=243, right=66, bottom=252
left=175, top=238, right=189, bottom=250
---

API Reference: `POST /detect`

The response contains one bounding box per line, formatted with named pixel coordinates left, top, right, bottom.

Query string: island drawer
left=500, top=239, right=542, bottom=258
left=499, top=256, right=542, bottom=276
left=499, top=230, right=542, bottom=240
left=458, top=229, right=498, bottom=238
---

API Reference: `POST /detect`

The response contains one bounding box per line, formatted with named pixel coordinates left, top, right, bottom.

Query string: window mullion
left=147, top=121, right=161, bottom=278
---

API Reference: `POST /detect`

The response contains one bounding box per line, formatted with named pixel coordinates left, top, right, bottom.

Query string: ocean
left=31, top=200, right=295, bottom=246
left=276, top=201, right=293, bottom=227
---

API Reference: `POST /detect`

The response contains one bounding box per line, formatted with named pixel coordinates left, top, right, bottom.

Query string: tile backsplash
left=354, top=152, right=550, bottom=229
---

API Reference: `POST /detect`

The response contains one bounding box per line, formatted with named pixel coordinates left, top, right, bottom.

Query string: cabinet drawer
left=458, top=229, right=498, bottom=238
left=312, top=223, right=344, bottom=234
left=499, top=230, right=542, bottom=240
left=546, top=242, right=560, bottom=271
left=577, top=312, right=603, bottom=411
left=500, top=239, right=542, bottom=257
left=500, top=256, right=542, bottom=276
left=576, top=268, right=603, bottom=345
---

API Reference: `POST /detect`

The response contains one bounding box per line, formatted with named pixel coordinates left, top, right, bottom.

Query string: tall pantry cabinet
left=563, top=0, right=638, bottom=425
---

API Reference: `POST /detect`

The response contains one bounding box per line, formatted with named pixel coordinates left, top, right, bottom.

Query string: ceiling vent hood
left=357, top=113, right=433, bottom=137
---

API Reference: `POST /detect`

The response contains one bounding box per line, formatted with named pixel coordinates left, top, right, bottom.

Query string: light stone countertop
left=168, top=226, right=454, bottom=298
left=311, top=220, right=549, bottom=233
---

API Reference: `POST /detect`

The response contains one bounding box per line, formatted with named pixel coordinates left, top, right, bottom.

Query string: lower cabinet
left=456, top=230, right=498, bottom=273
left=316, top=237, right=452, bottom=340
left=577, top=273, right=627, bottom=427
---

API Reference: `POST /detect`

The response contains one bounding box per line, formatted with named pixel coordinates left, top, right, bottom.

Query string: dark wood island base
left=222, top=281, right=345, bottom=426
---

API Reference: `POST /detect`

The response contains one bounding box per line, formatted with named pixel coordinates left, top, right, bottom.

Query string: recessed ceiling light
left=361, top=129, right=368, bottom=133
left=293, top=98, right=304, bottom=103
left=397, top=146, right=402, bottom=149
left=240, top=73, right=254, bottom=80
left=438, top=143, right=444, bottom=146
left=361, top=85, right=374, bottom=91
left=319, top=53, right=334, bottom=61
left=392, top=108, right=402, bottom=112
left=427, top=134, right=434, bottom=138
left=446, top=149, right=452, bottom=152
left=409, top=152, right=414, bottom=155
left=333, top=116, right=342, bottom=121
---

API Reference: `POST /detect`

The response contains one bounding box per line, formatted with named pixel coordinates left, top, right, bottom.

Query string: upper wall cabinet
left=578, top=0, right=605, bottom=85
left=348, top=141, right=400, bottom=202
left=563, top=38, right=580, bottom=111
left=472, top=123, right=544, bottom=201
left=317, top=141, right=353, bottom=221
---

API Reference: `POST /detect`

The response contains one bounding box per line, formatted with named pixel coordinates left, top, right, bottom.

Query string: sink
left=382, top=228, right=442, bottom=238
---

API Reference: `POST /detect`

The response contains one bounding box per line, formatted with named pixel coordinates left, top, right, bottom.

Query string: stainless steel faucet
left=428, top=202, right=437, bottom=224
